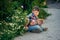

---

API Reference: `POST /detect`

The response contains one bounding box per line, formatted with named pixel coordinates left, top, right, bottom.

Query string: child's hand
left=25, top=26, right=28, bottom=30
left=30, top=20, right=36, bottom=26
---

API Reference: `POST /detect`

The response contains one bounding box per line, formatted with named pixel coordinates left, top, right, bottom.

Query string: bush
left=38, top=9, right=50, bottom=19
left=0, top=7, right=27, bottom=40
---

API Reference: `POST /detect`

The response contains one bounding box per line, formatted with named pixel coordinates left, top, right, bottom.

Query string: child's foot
left=43, top=27, right=48, bottom=31
left=31, top=29, right=42, bottom=33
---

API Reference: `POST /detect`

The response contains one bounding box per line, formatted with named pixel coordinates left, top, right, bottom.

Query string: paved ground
left=47, top=0, right=60, bottom=9
left=47, top=2, right=60, bottom=8
left=14, top=9, right=60, bottom=40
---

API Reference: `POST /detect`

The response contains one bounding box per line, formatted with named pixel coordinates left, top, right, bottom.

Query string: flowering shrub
left=0, top=7, right=27, bottom=40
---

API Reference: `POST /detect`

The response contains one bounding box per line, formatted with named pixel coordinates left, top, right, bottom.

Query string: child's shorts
left=28, top=25, right=44, bottom=32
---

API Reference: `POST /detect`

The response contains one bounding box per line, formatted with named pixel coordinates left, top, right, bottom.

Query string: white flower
left=9, top=23, right=13, bottom=26
left=0, top=32, right=3, bottom=34
left=12, top=28, right=15, bottom=30
left=18, top=26, right=21, bottom=28
left=21, top=18, right=24, bottom=19
left=8, top=32, right=10, bottom=34
left=23, top=27, right=25, bottom=29
left=9, top=23, right=14, bottom=27
left=21, top=5, right=24, bottom=8
left=21, top=20, right=22, bottom=22
left=17, top=27, right=20, bottom=29
left=0, top=38, right=1, bottom=39
left=0, top=23, right=2, bottom=25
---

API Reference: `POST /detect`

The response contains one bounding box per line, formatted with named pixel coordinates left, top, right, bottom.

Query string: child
left=25, top=6, right=48, bottom=33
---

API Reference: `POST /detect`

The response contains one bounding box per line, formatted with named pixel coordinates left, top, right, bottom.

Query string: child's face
left=32, top=10, right=39, bottom=16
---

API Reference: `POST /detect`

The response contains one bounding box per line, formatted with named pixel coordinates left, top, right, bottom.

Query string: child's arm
left=24, top=18, right=29, bottom=30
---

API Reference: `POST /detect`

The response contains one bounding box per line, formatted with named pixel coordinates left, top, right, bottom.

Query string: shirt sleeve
left=27, top=13, right=33, bottom=23
left=27, top=13, right=32, bottom=18
left=26, top=13, right=32, bottom=26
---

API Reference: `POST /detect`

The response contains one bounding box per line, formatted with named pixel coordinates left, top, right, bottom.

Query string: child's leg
left=28, top=25, right=43, bottom=32
left=40, top=25, right=48, bottom=31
